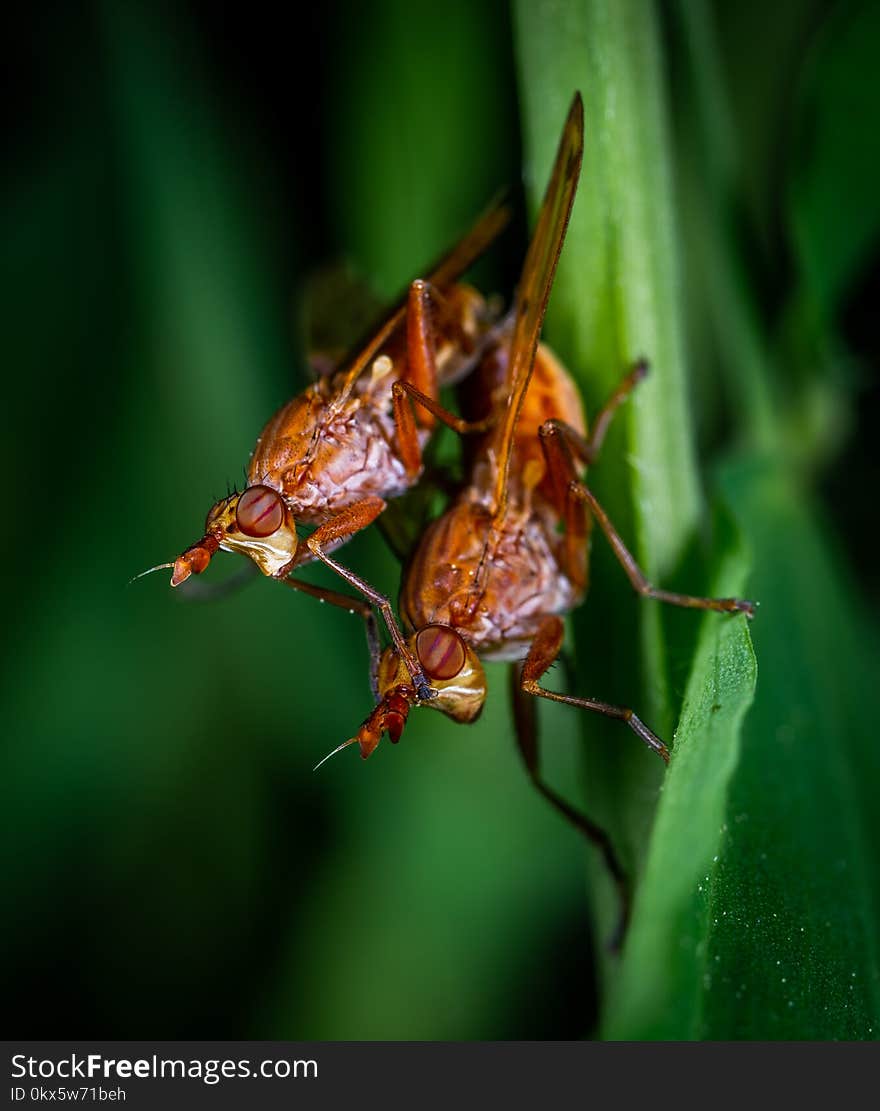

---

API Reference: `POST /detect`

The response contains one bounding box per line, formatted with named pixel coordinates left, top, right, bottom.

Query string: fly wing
left=302, top=262, right=386, bottom=378
left=422, top=191, right=511, bottom=289
left=490, top=94, right=584, bottom=519
left=336, top=194, right=511, bottom=397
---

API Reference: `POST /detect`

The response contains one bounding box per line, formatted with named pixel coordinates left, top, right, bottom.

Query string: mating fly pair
left=326, top=95, right=755, bottom=927
left=146, top=93, right=754, bottom=927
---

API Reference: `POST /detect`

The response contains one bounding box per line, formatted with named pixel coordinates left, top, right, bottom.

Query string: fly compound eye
left=236, top=485, right=285, bottom=537
left=415, top=625, right=467, bottom=681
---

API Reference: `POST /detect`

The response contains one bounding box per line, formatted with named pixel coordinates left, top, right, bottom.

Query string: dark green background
left=4, top=0, right=878, bottom=1038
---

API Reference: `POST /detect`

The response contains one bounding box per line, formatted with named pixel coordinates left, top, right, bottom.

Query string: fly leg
left=279, top=576, right=382, bottom=702
left=520, top=615, right=670, bottom=763
left=570, top=483, right=757, bottom=617
left=541, top=357, right=649, bottom=470
left=538, top=361, right=647, bottom=589
left=302, top=496, right=434, bottom=700
left=392, top=279, right=494, bottom=479
left=509, top=661, right=631, bottom=950
left=539, top=374, right=757, bottom=617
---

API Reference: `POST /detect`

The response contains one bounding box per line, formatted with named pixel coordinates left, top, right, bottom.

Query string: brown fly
left=139, top=194, right=512, bottom=698
left=328, top=93, right=755, bottom=938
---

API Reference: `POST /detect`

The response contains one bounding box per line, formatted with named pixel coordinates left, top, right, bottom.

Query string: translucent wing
left=423, top=191, right=511, bottom=288
left=491, top=94, right=584, bottom=518
left=336, top=193, right=512, bottom=397
left=302, top=262, right=386, bottom=377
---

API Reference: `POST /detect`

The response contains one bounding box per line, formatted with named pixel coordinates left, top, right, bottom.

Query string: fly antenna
left=313, top=737, right=358, bottom=772
left=128, top=562, right=174, bottom=585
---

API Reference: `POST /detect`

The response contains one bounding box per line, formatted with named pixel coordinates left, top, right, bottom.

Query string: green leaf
left=514, top=0, right=721, bottom=893
left=514, top=0, right=700, bottom=581
left=514, top=3, right=706, bottom=812
left=603, top=513, right=756, bottom=1038
left=701, top=463, right=880, bottom=1038
left=605, top=462, right=880, bottom=1038
left=513, top=0, right=880, bottom=1039
left=582, top=0, right=880, bottom=1037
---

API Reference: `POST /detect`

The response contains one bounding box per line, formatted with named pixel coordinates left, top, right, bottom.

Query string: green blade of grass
left=603, top=512, right=756, bottom=1037
left=513, top=0, right=729, bottom=892
left=514, top=2, right=705, bottom=797
left=699, top=463, right=880, bottom=1039
left=601, top=471, right=880, bottom=1040
left=668, top=3, right=880, bottom=1037
left=609, top=464, right=880, bottom=1040
left=514, top=0, right=700, bottom=579
left=514, top=0, right=880, bottom=1039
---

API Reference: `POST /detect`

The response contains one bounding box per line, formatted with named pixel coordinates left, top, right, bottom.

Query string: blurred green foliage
left=516, top=0, right=880, bottom=1038
left=3, top=0, right=879, bottom=1039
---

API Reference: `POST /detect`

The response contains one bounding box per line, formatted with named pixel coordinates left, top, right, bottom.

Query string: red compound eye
left=415, top=624, right=467, bottom=681
left=236, top=485, right=285, bottom=537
